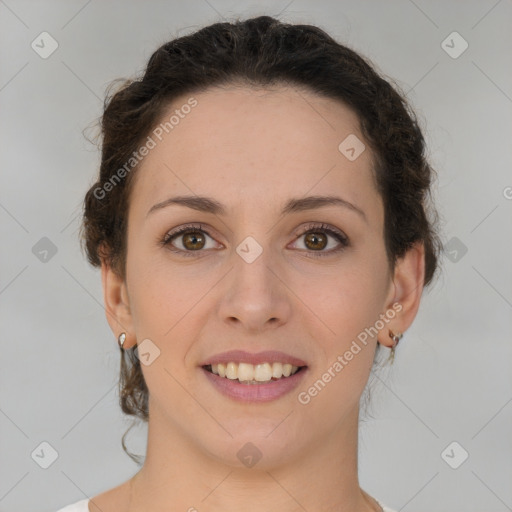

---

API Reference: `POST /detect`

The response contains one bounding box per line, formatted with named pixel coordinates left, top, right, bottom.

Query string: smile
left=203, top=362, right=303, bottom=384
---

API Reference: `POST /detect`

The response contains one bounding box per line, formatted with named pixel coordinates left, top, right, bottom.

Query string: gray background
left=1, top=1, right=511, bottom=511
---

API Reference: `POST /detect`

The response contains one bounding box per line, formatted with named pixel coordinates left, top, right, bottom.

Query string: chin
left=199, top=429, right=307, bottom=471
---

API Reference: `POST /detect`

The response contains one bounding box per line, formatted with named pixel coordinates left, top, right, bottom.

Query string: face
left=112, top=85, right=400, bottom=468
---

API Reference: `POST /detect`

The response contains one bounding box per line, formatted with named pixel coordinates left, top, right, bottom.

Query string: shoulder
left=376, top=500, right=398, bottom=512
left=53, top=498, right=89, bottom=512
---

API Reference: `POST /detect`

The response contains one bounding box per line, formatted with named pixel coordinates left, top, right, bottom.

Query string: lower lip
left=201, top=366, right=308, bottom=403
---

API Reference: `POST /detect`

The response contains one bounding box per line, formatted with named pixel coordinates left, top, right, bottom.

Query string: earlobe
left=381, top=242, right=425, bottom=348
left=101, top=260, right=135, bottom=348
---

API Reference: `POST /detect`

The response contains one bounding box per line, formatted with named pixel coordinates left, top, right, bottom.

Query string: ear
left=101, top=259, right=135, bottom=349
left=380, top=241, right=425, bottom=348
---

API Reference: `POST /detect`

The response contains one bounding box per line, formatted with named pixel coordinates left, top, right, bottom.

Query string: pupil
left=185, top=232, right=204, bottom=250
left=306, top=233, right=326, bottom=250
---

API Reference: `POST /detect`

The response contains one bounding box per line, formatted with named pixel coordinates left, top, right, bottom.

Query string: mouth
left=202, top=362, right=307, bottom=385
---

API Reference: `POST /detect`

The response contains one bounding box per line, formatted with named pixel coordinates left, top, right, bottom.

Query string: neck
left=125, top=401, right=382, bottom=512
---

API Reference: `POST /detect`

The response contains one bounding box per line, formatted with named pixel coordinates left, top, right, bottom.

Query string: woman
left=57, top=14, right=441, bottom=512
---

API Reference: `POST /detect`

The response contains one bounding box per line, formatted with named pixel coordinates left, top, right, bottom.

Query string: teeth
left=207, top=362, right=301, bottom=383
left=254, top=363, right=272, bottom=381
left=272, top=362, right=283, bottom=378
left=226, top=362, right=238, bottom=380
left=238, top=362, right=254, bottom=381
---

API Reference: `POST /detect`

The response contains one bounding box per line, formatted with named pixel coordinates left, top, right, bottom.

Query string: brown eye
left=291, top=223, right=349, bottom=257
left=304, top=232, right=328, bottom=251
left=162, top=224, right=220, bottom=257
left=181, top=231, right=206, bottom=250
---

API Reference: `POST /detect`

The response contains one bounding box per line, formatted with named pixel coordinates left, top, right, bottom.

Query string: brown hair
left=80, top=15, right=443, bottom=463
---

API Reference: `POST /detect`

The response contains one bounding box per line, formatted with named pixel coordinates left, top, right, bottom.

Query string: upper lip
left=200, top=350, right=307, bottom=367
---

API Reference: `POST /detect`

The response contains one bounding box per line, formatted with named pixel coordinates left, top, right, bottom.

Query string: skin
left=92, top=84, right=425, bottom=512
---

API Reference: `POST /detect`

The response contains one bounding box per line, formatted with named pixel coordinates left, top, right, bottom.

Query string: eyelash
left=161, top=222, right=349, bottom=258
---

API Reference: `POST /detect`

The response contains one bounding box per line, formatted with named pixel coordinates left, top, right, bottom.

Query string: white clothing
left=54, top=497, right=398, bottom=511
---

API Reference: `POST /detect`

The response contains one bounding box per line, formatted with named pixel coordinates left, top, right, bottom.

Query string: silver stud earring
left=118, top=332, right=126, bottom=348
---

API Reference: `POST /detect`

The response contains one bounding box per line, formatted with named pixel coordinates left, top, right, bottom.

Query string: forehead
left=130, top=84, right=380, bottom=221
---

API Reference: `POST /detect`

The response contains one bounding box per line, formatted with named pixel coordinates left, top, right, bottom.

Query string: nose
left=216, top=245, right=292, bottom=333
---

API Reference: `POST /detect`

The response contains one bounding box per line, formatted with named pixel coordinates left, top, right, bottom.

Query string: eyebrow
left=146, top=194, right=367, bottom=222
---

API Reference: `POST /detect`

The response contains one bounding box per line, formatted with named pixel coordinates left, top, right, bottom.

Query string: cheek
left=301, top=252, right=390, bottom=375
left=297, top=268, right=388, bottom=418
left=125, top=249, right=173, bottom=338
left=126, top=250, right=215, bottom=350
left=313, top=260, right=389, bottom=324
